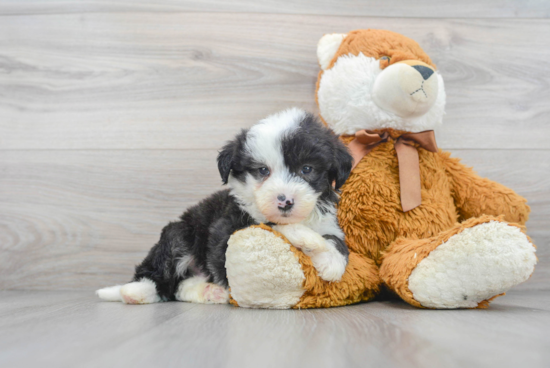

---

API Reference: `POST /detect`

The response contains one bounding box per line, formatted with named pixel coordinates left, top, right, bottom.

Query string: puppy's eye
left=301, top=166, right=313, bottom=175
left=380, top=56, right=391, bottom=62
left=258, top=167, right=270, bottom=176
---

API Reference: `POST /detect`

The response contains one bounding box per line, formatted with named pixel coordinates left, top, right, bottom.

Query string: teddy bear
left=225, top=29, right=537, bottom=309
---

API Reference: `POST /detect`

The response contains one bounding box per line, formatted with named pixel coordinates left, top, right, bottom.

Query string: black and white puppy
left=96, top=108, right=353, bottom=304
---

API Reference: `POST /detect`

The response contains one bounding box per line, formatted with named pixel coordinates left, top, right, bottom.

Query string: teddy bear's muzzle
left=372, top=60, right=439, bottom=119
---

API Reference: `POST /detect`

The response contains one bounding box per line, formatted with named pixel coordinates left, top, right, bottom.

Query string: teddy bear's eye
left=380, top=56, right=391, bottom=62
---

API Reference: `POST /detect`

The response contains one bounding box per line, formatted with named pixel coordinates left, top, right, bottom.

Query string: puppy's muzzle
left=277, top=194, right=294, bottom=212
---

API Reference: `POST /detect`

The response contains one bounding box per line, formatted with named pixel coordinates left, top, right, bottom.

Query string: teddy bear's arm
left=441, top=152, right=530, bottom=225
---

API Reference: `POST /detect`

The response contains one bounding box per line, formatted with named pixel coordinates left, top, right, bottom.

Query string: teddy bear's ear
left=317, top=33, right=347, bottom=70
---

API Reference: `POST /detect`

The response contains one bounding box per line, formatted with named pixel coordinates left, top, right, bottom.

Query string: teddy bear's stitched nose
left=412, top=65, right=434, bottom=80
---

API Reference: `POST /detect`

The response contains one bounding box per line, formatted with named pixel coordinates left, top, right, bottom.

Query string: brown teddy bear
left=225, top=29, right=537, bottom=309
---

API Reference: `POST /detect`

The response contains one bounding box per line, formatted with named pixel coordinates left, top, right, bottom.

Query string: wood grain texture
left=1, top=149, right=548, bottom=291
left=1, top=14, right=550, bottom=150
left=0, top=0, right=548, bottom=18
left=0, top=6, right=549, bottom=294
left=0, top=149, right=223, bottom=290
left=0, top=290, right=549, bottom=368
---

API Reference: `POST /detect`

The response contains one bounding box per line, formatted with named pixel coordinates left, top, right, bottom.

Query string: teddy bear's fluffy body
left=337, top=132, right=533, bottom=307
left=337, top=133, right=529, bottom=263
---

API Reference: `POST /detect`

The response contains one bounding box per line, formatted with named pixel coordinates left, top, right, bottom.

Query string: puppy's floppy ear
left=329, top=140, right=353, bottom=190
left=217, top=143, right=233, bottom=184
left=217, top=129, right=247, bottom=184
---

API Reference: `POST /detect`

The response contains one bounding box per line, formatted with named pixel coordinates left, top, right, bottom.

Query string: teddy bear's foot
left=226, top=225, right=306, bottom=309
left=408, top=221, right=536, bottom=308
left=381, top=216, right=537, bottom=309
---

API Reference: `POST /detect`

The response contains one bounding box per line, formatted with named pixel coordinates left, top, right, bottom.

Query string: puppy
left=96, top=108, right=353, bottom=304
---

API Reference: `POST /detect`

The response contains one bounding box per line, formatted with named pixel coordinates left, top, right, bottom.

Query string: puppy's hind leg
left=176, top=276, right=229, bottom=304
left=119, top=278, right=162, bottom=305
left=97, top=279, right=161, bottom=304
left=96, top=285, right=124, bottom=302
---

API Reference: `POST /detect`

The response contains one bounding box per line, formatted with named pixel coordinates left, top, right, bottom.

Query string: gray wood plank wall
left=1, top=1, right=549, bottom=291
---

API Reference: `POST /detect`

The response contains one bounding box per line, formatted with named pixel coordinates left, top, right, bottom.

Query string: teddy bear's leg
left=226, top=225, right=307, bottom=309
left=226, top=224, right=382, bottom=309
left=380, top=215, right=537, bottom=309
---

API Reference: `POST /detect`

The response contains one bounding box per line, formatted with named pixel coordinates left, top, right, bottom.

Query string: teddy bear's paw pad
left=119, top=278, right=161, bottom=305
left=408, top=221, right=537, bottom=309
left=226, top=227, right=305, bottom=309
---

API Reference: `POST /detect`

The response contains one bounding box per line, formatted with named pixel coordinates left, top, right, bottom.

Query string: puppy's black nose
left=412, top=65, right=434, bottom=80
left=277, top=194, right=286, bottom=202
left=278, top=199, right=294, bottom=212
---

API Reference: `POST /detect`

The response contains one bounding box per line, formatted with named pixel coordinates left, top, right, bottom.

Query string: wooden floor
left=0, top=290, right=548, bottom=368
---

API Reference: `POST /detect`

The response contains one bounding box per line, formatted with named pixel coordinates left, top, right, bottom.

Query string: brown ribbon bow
left=347, top=129, right=438, bottom=212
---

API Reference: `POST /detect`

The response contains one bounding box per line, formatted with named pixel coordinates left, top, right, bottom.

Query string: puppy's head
left=218, top=108, right=352, bottom=224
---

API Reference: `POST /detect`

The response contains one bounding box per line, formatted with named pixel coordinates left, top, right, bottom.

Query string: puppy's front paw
left=176, top=276, right=229, bottom=304
left=273, top=224, right=326, bottom=253
left=311, top=249, right=347, bottom=282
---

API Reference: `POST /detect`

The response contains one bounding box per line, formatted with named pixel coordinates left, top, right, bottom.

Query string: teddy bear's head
left=316, top=29, right=446, bottom=135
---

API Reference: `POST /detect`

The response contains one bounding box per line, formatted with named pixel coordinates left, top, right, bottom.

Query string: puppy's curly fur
left=96, top=108, right=352, bottom=304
